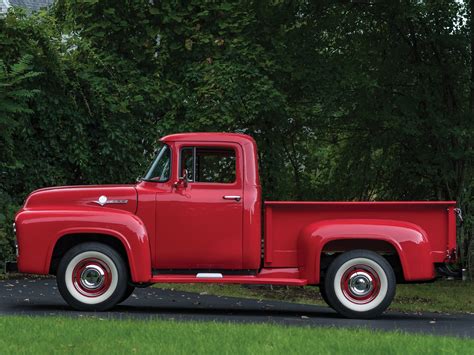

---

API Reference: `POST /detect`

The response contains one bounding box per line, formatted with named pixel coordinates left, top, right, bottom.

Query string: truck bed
left=264, top=201, right=457, bottom=268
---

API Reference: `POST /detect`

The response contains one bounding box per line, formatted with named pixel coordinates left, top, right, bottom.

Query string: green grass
left=394, top=281, right=474, bottom=313
left=0, top=316, right=471, bottom=354
left=154, top=280, right=474, bottom=314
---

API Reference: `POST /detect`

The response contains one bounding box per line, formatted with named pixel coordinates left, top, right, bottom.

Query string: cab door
left=155, top=142, right=243, bottom=269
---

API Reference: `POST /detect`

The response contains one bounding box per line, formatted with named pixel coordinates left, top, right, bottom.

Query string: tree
left=0, top=0, right=472, bottom=274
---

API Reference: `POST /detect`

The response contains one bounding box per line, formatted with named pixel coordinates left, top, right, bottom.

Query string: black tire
left=318, top=282, right=334, bottom=309
left=119, top=284, right=135, bottom=304
left=324, top=249, right=396, bottom=319
left=57, top=242, right=128, bottom=311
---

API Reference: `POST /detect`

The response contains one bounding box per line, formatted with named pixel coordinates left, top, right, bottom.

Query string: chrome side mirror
left=174, top=169, right=188, bottom=188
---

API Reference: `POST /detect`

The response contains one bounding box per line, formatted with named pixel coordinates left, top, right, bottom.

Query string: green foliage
left=0, top=1, right=473, bottom=272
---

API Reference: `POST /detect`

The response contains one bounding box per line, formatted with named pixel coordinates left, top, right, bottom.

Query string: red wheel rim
left=72, top=257, right=112, bottom=298
left=340, top=264, right=381, bottom=304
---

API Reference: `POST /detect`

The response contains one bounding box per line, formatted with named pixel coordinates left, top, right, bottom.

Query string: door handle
left=223, top=195, right=241, bottom=202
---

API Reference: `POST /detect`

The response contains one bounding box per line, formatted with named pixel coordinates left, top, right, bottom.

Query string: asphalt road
left=1, top=277, right=473, bottom=338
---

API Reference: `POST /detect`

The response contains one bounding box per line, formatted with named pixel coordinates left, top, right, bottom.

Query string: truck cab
left=14, top=132, right=458, bottom=318
left=138, top=133, right=262, bottom=271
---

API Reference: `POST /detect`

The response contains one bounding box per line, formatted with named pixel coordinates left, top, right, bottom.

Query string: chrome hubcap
left=80, top=265, right=105, bottom=290
left=348, top=271, right=373, bottom=297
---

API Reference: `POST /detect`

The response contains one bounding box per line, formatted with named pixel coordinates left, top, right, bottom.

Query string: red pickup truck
left=14, top=133, right=458, bottom=318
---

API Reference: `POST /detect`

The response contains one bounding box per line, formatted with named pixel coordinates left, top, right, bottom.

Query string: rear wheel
left=324, top=250, right=396, bottom=319
left=57, top=242, right=128, bottom=311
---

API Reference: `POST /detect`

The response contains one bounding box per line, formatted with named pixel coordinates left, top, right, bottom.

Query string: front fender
left=298, top=219, right=434, bottom=284
left=15, top=207, right=152, bottom=282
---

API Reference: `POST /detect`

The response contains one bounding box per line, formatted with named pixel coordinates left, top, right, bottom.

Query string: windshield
left=143, top=144, right=171, bottom=182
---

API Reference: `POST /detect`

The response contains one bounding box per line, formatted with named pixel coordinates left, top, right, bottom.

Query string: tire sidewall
left=119, top=284, right=136, bottom=304
left=324, top=250, right=396, bottom=319
left=57, top=242, right=128, bottom=311
left=318, top=281, right=334, bottom=309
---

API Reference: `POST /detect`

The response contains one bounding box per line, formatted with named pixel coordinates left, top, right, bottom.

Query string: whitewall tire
left=324, top=250, right=396, bottom=319
left=57, top=242, right=128, bottom=311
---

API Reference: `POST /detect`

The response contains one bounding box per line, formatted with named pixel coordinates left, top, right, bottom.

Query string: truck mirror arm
left=174, top=169, right=189, bottom=188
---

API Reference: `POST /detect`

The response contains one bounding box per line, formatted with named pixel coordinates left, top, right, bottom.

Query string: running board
left=196, top=273, right=223, bottom=278
left=149, top=274, right=308, bottom=286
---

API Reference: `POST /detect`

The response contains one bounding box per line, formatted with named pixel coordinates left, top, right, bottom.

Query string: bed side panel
left=264, top=201, right=455, bottom=268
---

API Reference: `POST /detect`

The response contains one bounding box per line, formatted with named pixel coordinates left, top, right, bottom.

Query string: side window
left=196, top=148, right=236, bottom=183
left=181, top=148, right=194, bottom=181
left=180, top=147, right=236, bottom=183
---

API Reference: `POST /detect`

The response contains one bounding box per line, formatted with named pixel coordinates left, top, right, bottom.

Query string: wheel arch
left=50, top=233, right=129, bottom=275
left=48, top=228, right=151, bottom=283
left=298, top=219, right=435, bottom=284
left=320, top=239, right=404, bottom=282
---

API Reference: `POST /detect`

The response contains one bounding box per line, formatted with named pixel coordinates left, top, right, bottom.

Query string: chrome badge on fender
left=93, top=195, right=128, bottom=206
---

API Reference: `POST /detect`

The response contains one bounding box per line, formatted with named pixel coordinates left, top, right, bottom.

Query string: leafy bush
left=0, top=1, right=472, bottom=274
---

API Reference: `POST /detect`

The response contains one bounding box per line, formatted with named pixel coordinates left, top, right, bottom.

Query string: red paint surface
left=15, top=132, right=457, bottom=285
left=149, top=273, right=307, bottom=286
left=267, top=201, right=456, bottom=283
left=153, top=141, right=245, bottom=269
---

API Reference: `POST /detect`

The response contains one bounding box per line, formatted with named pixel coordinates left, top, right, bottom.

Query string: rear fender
left=15, top=208, right=152, bottom=282
left=297, top=219, right=434, bottom=284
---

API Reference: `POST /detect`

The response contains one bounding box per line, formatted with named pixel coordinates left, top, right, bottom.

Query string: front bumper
left=1, top=261, right=17, bottom=273
left=3, top=222, right=19, bottom=273
left=13, top=222, right=18, bottom=257
left=5, top=261, right=18, bottom=272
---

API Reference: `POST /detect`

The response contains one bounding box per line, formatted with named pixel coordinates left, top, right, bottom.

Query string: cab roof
left=160, top=132, right=260, bottom=185
left=160, top=132, right=256, bottom=145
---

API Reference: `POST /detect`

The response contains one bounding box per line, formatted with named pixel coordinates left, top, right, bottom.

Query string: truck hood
left=23, top=184, right=138, bottom=213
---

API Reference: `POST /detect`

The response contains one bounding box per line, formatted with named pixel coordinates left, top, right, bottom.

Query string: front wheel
left=318, top=282, right=334, bottom=309
left=324, top=250, right=396, bottom=319
left=57, top=242, right=128, bottom=311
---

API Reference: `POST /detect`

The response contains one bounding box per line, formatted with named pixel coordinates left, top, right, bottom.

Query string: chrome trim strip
left=196, top=273, right=223, bottom=278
